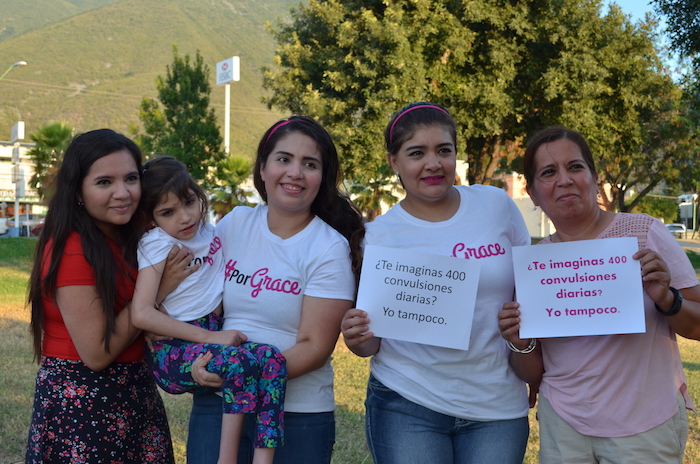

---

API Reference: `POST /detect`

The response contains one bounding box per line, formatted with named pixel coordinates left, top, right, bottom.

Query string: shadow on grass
left=683, top=361, right=700, bottom=372
left=333, top=405, right=372, bottom=464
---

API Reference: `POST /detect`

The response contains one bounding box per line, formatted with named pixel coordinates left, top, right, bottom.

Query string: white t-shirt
left=137, top=222, right=224, bottom=322
left=216, top=205, right=356, bottom=413
left=367, top=185, right=531, bottom=421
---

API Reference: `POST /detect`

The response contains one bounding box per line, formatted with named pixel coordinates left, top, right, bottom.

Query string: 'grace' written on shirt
left=191, top=236, right=222, bottom=267
left=451, top=241, right=507, bottom=260
left=225, top=259, right=302, bottom=298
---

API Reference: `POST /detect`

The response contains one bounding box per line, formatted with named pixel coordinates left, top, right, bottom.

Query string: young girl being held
left=131, top=156, right=286, bottom=464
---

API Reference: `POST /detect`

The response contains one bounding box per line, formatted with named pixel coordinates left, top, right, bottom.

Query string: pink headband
left=389, top=104, right=451, bottom=145
left=264, top=118, right=308, bottom=150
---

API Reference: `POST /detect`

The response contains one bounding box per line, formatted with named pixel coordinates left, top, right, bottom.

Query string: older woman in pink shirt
left=499, top=127, right=700, bottom=464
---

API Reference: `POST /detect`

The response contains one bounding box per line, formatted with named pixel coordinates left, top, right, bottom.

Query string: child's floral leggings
left=146, top=312, right=286, bottom=448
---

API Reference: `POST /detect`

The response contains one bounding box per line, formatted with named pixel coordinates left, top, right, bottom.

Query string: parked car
left=665, top=223, right=686, bottom=238
left=31, top=221, right=44, bottom=236
left=0, top=217, right=7, bottom=235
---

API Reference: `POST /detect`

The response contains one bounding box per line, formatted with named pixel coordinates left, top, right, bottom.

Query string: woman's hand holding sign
left=341, top=308, right=381, bottom=357
left=634, top=249, right=672, bottom=306
left=498, top=302, right=527, bottom=348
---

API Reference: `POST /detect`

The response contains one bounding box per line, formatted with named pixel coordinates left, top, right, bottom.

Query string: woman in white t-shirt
left=131, top=156, right=287, bottom=464
left=341, top=102, right=531, bottom=464
left=188, top=116, right=365, bottom=464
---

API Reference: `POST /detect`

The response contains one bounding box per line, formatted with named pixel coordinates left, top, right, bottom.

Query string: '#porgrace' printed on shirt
left=224, top=259, right=302, bottom=298
left=192, top=236, right=222, bottom=267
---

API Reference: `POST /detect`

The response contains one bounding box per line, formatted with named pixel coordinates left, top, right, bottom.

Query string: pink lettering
left=225, top=260, right=237, bottom=279
left=208, top=236, right=222, bottom=255
left=452, top=242, right=506, bottom=259
left=249, top=268, right=302, bottom=298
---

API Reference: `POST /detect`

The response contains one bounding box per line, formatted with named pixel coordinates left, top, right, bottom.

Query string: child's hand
left=143, top=331, right=172, bottom=351
left=205, top=329, right=248, bottom=347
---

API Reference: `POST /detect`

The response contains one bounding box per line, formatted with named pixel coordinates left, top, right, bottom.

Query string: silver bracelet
left=506, top=338, right=537, bottom=354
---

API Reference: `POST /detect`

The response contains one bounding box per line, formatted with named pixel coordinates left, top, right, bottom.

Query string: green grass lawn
left=1, top=237, right=699, bottom=463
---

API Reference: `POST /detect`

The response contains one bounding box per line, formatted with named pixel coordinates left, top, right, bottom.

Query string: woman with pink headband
left=342, top=102, right=531, bottom=463
left=187, top=116, right=365, bottom=464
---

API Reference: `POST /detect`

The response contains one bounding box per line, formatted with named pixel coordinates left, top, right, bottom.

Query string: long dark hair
left=139, top=155, right=208, bottom=236
left=253, top=116, right=365, bottom=279
left=29, top=129, right=143, bottom=361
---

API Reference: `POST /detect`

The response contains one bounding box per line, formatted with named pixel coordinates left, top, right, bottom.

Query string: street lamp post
left=0, top=61, right=27, bottom=80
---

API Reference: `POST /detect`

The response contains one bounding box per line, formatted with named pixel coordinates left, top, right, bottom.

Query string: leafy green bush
left=632, top=196, right=679, bottom=223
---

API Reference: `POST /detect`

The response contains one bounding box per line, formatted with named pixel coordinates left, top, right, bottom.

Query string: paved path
left=676, top=235, right=700, bottom=253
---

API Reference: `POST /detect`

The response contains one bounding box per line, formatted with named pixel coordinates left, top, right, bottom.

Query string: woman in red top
left=26, top=129, right=185, bottom=463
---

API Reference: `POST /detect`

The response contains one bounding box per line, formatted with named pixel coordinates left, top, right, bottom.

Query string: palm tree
left=28, top=121, right=73, bottom=201
left=210, top=155, right=253, bottom=218
left=350, top=167, right=402, bottom=222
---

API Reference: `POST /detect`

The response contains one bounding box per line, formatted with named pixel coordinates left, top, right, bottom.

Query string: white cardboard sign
left=513, top=237, right=645, bottom=338
left=356, top=245, right=481, bottom=350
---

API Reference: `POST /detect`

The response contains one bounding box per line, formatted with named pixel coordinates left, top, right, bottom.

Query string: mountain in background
left=0, top=0, right=122, bottom=42
left=0, top=0, right=298, bottom=157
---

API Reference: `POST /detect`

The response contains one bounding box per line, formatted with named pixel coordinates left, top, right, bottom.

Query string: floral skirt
left=26, top=356, right=174, bottom=464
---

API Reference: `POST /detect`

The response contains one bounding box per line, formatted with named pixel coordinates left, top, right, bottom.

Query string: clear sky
left=603, top=0, right=683, bottom=74
left=603, top=0, right=655, bottom=23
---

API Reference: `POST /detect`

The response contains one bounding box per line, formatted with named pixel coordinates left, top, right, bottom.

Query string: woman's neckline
left=400, top=186, right=461, bottom=223
left=265, top=207, right=315, bottom=239
left=549, top=210, right=617, bottom=242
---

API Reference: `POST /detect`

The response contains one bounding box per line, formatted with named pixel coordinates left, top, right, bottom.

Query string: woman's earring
left=78, top=201, right=84, bottom=206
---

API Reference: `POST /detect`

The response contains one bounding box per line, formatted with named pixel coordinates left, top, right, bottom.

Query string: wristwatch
left=655, top=287, right=682, bottom=316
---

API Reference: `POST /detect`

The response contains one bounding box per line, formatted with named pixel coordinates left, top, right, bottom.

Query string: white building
left=0, top=141, right=44, bottom=235
left=495, top=172, right=554, bottom=239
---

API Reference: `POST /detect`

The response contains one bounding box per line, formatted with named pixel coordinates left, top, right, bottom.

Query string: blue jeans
left=365, top=374, right=529, bottom=464
left=187, top=391, right=335, bottom=464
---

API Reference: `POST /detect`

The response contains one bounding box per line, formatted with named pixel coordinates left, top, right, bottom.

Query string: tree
left=134, top=46, right=223, bottom=183
left=653, top=0, right=700, bottom=60
left=349, top=165, right=401, bottom=221
left=209, top=155, right=253, bottom=218
left=263, top=0, right=689, bottom=211
left=264, top=0, right=527, bottom=186
left=27, top=121, right=73, bottom=201
left=653, top=0, right=700, bottom=198
left=522, top=3, right=692, bottom=212
left=632, top=195, right=680, bottom=223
